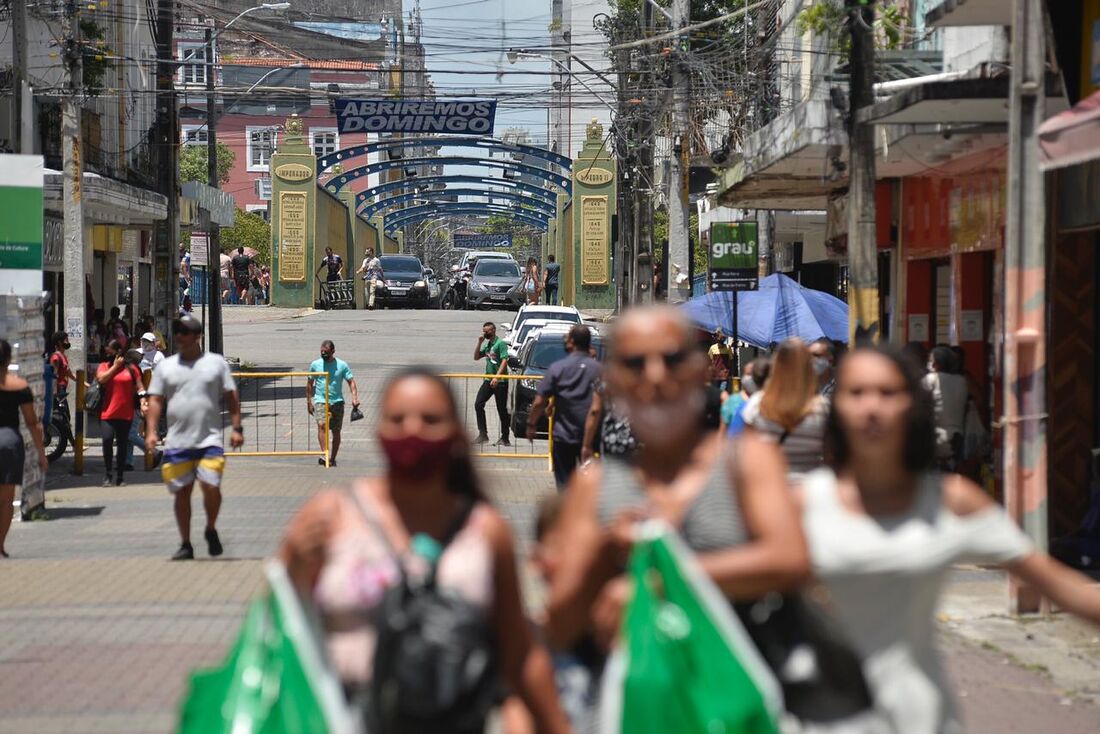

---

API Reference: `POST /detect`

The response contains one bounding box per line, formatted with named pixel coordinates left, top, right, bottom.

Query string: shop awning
left=858, top=76, right=1067, bottom=126
left=925, top=0, right=1010, bottom=27
left=1038, top=90, right=1100, bottom=171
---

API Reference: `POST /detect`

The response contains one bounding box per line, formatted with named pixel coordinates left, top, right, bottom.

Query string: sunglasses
left=615, top=349, right=690, bottom=374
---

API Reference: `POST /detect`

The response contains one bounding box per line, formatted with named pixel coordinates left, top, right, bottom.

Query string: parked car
left=509, top=328, right=605, bottom=439
left=466, top=258, right=524, bottom=310
left=374, top=255, right=434, bottom=308
left=457, top=250, right=514, bottom=271
left=501, top=304, right=583, bottom=352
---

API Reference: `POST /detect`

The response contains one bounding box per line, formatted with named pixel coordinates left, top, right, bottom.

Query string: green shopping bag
left=600, top=522, right=783, bottom=734
left=178, top=562, right=354, bottom=734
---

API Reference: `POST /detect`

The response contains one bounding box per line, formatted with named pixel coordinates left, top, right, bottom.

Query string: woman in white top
left=742, top=338, right=828, bottom=481
left=922, top=345, right=969, bottom=469
left=801, top=345, right=1100, bottom=734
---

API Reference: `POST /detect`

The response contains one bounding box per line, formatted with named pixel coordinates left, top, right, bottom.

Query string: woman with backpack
left=94, top=339, right=141, bottom=487
left=521, top=257, right=541, bottom=305
left=280, top=368, right=569, bottom=734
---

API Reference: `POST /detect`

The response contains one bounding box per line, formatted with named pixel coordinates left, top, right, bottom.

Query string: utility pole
left=61, top=0, right=86, bottom=373
left=205, top=27, right=224, bottom=353
left=1003, top=0, right=1048, bottom=614
left=154, top=0, right=179, bottom=343
left=845, top=0, right=878, bottom=343
left=11, top=0, right=29, bottom=153
left=666, top=0, right=690, bottom=304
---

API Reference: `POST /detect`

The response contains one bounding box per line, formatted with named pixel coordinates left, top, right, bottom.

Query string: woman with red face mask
left=279, top=368, right=569, bottom=734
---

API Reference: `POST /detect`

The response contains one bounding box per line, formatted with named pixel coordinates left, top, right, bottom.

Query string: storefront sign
left=0, top=155, right=44, bottom=295
left=453, top=233, right=512, bottom=249
left=709, top=221, right=759, bottom=291
left=580, top=195, right=609, bottom=285
left=278, top=192, right=308, bottom=282
left=334, top=99, right=497, bottom=135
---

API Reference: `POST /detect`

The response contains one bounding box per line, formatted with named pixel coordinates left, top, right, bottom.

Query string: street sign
left=0, top=155, right=44, bottom=296
left=454, top=233, right=512, bottom=249
left=709, top=221, right=759, bottom=292
left=334, top=99, right=497, bottom=135
left=190, top=232, right=209, bottom=266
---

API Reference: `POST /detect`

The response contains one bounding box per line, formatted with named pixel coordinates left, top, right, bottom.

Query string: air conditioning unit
left=255, top=178, right=272, bottom=201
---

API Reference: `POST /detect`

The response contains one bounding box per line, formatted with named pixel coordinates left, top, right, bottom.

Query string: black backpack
left=346, top=489, right=498, bottom=734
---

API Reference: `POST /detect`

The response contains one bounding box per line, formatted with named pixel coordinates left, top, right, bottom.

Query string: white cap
left=141, top=332, right=157, bottom=343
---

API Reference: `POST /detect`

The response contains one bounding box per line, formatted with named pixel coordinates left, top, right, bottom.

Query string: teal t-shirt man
left=306, top=340, right=360, bottom=467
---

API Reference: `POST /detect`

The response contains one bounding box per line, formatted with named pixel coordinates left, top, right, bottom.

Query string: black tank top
left=0, top=386, right=33, bottom=429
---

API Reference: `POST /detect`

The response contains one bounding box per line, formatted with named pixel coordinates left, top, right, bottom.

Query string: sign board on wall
left=453, top=233, right=512, bottom=249
left=334, top=99, right=497, bottom=135
left=708, top=221, right=759, bottom=291
left=279, top=192, right=308, bottom=282
left=908, top=314, right=930, bottom=342
left=190, top=232, right=209, bottom=266
left=580, top=196, right=609, bottom=286
left=0, top=155, right=44, bottom=295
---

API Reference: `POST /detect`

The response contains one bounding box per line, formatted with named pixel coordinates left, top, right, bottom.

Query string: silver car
left=466, top=258, right=524, bottom=310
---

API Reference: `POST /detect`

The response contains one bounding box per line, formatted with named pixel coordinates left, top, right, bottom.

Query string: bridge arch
left=364, top=189, right=556, bottom=220
left=325, top=157, right=571, bottom=197
left=317, top=136, right=572, bottom=175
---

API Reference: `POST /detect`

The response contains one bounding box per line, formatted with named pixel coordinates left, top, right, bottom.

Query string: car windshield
left=518, top=322, right=552, bottom=344
left=514, top=310, right=580, bottom=334
left=474, top=260, right=521, bottom=278
left=528, top=336, right=604, bottom=369
left=380, top=256, right=422, bottom=275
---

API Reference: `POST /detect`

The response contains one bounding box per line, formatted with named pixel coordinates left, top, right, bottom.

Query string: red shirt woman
left=95, top=340, right=139, bottom=486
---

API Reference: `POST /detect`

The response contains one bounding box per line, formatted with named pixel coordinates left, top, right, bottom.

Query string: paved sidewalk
left=0, top=455, right=554, bottom=734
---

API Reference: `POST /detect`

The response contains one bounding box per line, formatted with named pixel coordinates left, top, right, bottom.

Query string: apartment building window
left=181, top=125, right=208, bottom=146
left=177, top=44, right=208, bottom=86
left=246, top=204, right=270, bottom=222
left=311, top=128, right=339, bottom=158
left=247, top=128, right=276, bottom=171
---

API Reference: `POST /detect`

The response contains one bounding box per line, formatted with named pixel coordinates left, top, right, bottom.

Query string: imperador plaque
left=580, top=195, right=609, bottom=286
left=279, top=192, right=308, bottom=282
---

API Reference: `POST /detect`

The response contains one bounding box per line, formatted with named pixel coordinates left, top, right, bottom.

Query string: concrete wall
left=942, top=26, right=1009, bottom=71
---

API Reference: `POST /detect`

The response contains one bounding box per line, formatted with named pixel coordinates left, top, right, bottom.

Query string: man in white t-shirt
left=355, top=248, right=385, bottom=310
left=145, top=315, right=243, bottom=561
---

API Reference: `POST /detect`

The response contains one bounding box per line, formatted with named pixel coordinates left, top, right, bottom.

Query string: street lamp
left=202, top=1, right=290, bottom=354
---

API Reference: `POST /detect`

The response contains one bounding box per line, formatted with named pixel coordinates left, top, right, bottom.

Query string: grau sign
left=454, top=233, right=512, bottom=249
left=335, top=99, right=497, bottom=135
left=709, top=221, right=759, bottom=291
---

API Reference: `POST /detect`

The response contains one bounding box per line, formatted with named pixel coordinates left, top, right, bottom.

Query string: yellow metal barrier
left=439, top=373, right=554, bottom=472
left=226, top=371, right=331, bottom=465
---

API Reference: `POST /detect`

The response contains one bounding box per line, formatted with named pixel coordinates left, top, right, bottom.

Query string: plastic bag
left=178, top=562, right=354, bottom=734
left=599, top=522, right=782, bottom=734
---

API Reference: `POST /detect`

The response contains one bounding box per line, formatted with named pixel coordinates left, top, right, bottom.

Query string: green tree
left=180, top=141, right=236, bottom=186
left=797, top=0, right=908, bottom=54
left=220, top=209, right=271, bottom=264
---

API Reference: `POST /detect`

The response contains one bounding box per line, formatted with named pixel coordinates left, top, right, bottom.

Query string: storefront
left=897, top=155, right=1006, bottom=493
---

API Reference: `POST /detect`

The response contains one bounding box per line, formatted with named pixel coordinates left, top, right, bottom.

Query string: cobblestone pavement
left=2, top=306, right=1097, bottom=732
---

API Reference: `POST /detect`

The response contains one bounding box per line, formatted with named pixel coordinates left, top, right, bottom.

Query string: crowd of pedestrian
left=266, top=303, right=1100, bottom=734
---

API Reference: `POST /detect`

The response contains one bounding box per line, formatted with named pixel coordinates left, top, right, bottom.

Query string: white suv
left=500, top=304, right=584, bottom=351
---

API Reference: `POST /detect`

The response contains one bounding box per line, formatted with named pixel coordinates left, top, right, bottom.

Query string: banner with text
left=453, top=233, right=512, bottom=249
left=709, top=221, right=759, bottom=291
left=335, top=99, right=497, bottom=135
left=0, top=155, right=44, bottom=296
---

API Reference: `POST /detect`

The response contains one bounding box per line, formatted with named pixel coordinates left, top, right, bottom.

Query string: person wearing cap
left=139, top=332, right=165, bottom=373
left=145, top=315, right=243, bottom=561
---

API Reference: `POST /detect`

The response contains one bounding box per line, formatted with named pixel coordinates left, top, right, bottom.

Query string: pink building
left=178, top=57, right=384, bottom=220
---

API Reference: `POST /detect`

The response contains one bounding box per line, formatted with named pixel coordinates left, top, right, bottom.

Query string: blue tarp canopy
left=681, top=273, right=849, bottom=348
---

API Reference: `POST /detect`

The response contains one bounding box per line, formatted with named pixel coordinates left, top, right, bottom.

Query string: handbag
left=83, top=381, right=102, bottom=413
left=734, top=592, right=874, bottom=723
left=349, top=405, right=365, bottom=422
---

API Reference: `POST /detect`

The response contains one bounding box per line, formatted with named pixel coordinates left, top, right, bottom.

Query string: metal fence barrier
left=318, top=279, right=356, bottom=309
left=226, top=371, right=333, bottom=464
left=439, top=373, right=554, bottom=471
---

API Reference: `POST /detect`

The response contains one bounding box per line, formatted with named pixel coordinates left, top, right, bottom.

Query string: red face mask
left=379, top=434, right=454, bottom=479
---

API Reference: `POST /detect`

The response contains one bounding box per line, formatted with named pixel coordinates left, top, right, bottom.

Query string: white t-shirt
left=140, top=348, right=165, bottom=372
left=147, top=352, right=236, bottom=450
